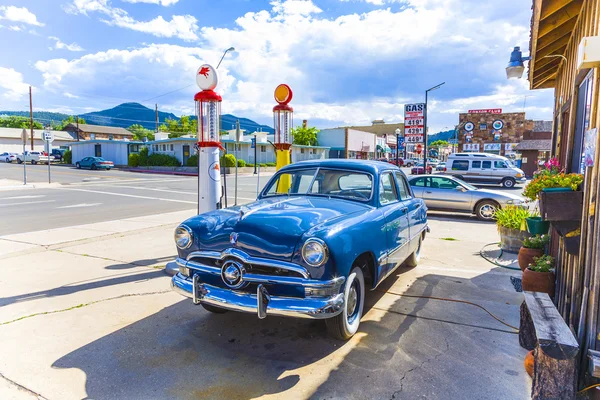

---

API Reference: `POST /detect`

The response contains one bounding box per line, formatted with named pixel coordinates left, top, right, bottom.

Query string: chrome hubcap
left=481, top=205, right=496, bottom=219
left=347, top=285, right=358, bottom=317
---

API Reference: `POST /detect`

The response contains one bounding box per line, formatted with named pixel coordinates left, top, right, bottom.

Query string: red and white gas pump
left=195, top=64, right=223, bottom=214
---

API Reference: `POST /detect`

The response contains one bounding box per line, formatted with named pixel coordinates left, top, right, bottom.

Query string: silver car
left=407, top=174, right=526, bottom=220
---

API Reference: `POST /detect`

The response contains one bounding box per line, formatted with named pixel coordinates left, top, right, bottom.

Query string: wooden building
left=63, top=123, right=134, bottom=141
left=527, top=0, right=600, bottom=390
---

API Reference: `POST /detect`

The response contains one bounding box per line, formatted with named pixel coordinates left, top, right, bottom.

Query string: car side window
left=395, top=172, right=412, bottom=200
left=410, top=177, right=426, bottom=187
left=379, top=173, right=398, bottom=205
left=451, top=160, right=469, bottom=171
left=482, top=161, right=492, bottom=169
left=494, top=161, right=508, bottom=168
left=472, top=161, right=481, bottom=168
left=431, top=177, right=460, bottom=190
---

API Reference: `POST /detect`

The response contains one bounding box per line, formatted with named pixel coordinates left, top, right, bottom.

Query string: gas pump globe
left=195, top=64, right=223, bottom=214
left=273, top=84, right=293, bottom=192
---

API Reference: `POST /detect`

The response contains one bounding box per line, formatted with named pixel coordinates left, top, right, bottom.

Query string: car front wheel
left=326, top=266, right=365, bottom=340
left=31, top=160, right=37, bottom=165
left=91, top=164, right=97, bottom=170
left=76, top=162, right=81, bottom=169
left=476, top=200, right=499, bottom=221
left=502, top=178, right=516, bottom=188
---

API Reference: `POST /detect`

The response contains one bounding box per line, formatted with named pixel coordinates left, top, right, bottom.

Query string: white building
left=0, top=127, right=74, bottom=153
left=68, top=140, right=143, bottom=166
left=317, top=128, right=377, bottom=159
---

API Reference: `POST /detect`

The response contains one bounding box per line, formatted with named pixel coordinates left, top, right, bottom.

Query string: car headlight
left=174, top=225, right=193, bottom=249
left=515, top=173, right=523, bottom=178
left=302, top=238, right=329, bottom=267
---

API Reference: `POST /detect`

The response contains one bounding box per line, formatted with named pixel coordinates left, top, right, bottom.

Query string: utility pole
left=76, top=115, right=80, bottom=141
left=29, top=86, right=34, bottom=151
left=155, top=103, right=159, bottom=133
left=424, top=82, right=445, bottom=174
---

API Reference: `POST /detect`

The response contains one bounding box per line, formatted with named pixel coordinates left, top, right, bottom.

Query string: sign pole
left=235, top=120, right=240, bottom=206
left=22, top=129, right=27, bottom=185
left=46, top=140, right=51, bottom=183
left=424, top=91, right=428, bottom=173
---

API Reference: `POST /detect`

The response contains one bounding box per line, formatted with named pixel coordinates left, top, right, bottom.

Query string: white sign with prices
left=42, top=130, right=54, bottom=143
left=404, top=103, right=425, bottom=143
left=483, top=143, right=501, bottom=151
left=463, top=143, right=480, bottom=151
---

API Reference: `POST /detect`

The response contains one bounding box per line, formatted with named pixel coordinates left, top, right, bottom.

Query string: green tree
left=52, top=116, right=86, bottom=131
left=0, top=116, right=43, bottom=129
left=127, top=124, right=155, bottom=141
left=159, top=116, right=197, bottom=138
left=291, top=126, right=319, bottom=146
left=429, top=140, right=449, bottom=148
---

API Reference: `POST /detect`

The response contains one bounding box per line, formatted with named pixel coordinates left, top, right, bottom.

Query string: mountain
left=428, top=129, right=456, bottom=144
left=0, top=102, right=274, bottom=134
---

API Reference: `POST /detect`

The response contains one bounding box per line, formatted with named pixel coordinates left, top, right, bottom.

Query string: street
left=0, top=162, right=272, bottom=235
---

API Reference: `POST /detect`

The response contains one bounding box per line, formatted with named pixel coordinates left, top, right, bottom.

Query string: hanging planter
left=525, top=216, right=550, bottom=235
left=539, top=190, right=583, bottom=222
left=563, top=229, right=581, bottom=256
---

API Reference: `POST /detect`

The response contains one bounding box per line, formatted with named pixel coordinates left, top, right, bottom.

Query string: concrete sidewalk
left=0, top=212, right=530, bottom=400
left=0, top=179, right=62, bottom=192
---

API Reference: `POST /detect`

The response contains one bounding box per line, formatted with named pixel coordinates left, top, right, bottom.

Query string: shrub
left=522, top=234, right=549, bottom=249
left=128, top=153, right=140, bottom=167
left=246, top=163, right=255, bottom=167
left=265, top=162, right=276, bottom=167
left=259, top=163, right=267, bottom=167
left=146, top=153, right=180, bottom=167
left=494, top=205, right=532, bottom=231
left=237, top=159, right=246, bottom=167
left=221, top=153, right=237, bottom=167
left=528, top=255, right=554, bottom=273
left=139, top=146, right=149, bottom=165
left=63, top=149, right=72, bottom=164
left=186, top=155, right=198, bottom=167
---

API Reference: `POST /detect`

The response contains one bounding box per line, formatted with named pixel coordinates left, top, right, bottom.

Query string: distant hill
left=428, top=129, right=456, bottom=144
left=0, top=102, right=274, bottom=134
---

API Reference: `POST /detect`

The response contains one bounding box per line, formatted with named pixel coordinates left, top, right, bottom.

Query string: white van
left=445, top=153, right=526, bottom=188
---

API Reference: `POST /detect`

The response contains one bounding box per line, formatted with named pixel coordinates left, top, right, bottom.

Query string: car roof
left=281, top=159, right=400, bottom=175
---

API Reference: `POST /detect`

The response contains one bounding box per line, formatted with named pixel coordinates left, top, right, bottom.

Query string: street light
left=424, top=82, right=445, bottom=174
left=506, top=46, right=530, bottom=79
left=216, top=47, right=235, bottom=69
left=395, top=128, right=401, bottom=165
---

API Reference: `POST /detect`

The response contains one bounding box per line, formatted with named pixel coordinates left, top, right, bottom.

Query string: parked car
left=404, top=158, right=421, bottom=167
left=16, top=151, right=54, bottom=165
left=51, top=149, right=66, bottom=162
left=1, top=152, right=18, bottom=163
left=411, top=163, right=433, bottom=174
left=171, top=159, right=429, bottom=340
left=436, top=162, right=446, bottom=172
left=388, top=158, right=404, bottom=167
left=75, top=157, right=114, bottom=170
left=407, top=175, right=526, bottom=220
left=427, top=158, right=440, bottom=168
left=444, top=153, right=526, bottom=188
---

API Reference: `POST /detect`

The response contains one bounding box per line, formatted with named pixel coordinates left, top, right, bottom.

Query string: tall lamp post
left=395, top=128, right=401, bottom=165
left=424, top=82, right=445, bottom=173
left=216, top=47, right=235, bottom=69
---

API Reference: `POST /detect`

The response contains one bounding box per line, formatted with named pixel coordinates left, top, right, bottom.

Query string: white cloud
left=65, top=0, right=198, bottom=40
left=64, top=92, right=79, bottom=99
left=8, top=25, right=21, bottom=31
left=122, top=0, right=179, bottom=5
left=0, top=6, right=44, bottom=26
left=49, top=36, right=85, bottom=52
left=0, top=67, right=31, bottom=100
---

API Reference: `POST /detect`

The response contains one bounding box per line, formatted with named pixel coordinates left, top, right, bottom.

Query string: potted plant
left=564, top=228, right=581, bottom=256
left=518, top=234, right=549, bottom=271
left=522, top=255, right=555, bottom=296
left=523, top=158, right=584, bottom=222
left=525, top=213, right=550, bottom=235
left=494, top=205, right=533, bottom=253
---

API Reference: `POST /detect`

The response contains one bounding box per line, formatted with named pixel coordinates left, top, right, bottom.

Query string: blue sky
left=0, top=0, right=554, bottom=132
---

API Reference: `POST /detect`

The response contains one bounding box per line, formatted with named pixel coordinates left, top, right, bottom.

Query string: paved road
left=0, top=163, right=273, bottom=235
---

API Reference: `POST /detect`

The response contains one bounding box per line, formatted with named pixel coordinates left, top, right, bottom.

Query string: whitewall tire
left=326, top=266, right=365, bottom=340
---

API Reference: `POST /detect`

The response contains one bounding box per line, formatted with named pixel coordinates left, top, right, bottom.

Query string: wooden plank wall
left=548, top=0, right=600, bottom=384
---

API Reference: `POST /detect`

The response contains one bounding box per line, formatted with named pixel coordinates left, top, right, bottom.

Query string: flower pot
left=563, top=235, right=581, bottom=256
left=518, top=247, right=544, bottom=271
left=498, top=226, right=530, bottom=253
left=551, top=220, right=581, bottom=237
left=524, top=350, right=534, bottom=377
left=522, top=268, right=555, bottom=296
left=525, top=217, right=550, bottom=235
left=539, top=190, right=583, bottom=222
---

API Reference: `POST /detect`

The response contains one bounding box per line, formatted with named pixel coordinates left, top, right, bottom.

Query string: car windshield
left=452, top=177, right=477, bottom=190
left=262, top=168, right=373, bottom=201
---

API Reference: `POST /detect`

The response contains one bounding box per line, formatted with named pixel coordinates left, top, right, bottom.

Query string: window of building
left=451, top=160, right=469, bottom=171
left=261, top=146, right=266, bottom=153
left=170, top=144, right=174, bottom=151
left=94, top=144, right=102, bottom=157
left=301, top=148, right=305, bottom=154
left=479, top=123, right=487, bottom=130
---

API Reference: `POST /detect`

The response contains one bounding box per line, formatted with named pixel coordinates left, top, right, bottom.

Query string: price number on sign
left=406, top=127, right=424, bottom=135
left=405, top=135, right=423, bottom=143
left=405, top=118, right=424, bottom=126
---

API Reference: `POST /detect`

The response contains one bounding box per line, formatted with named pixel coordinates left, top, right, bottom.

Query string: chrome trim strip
left=171, top=273, right=344, bottom=319
left=177, top=257, right=344, bottom=288
left=186, top=248, right=310, bottom=279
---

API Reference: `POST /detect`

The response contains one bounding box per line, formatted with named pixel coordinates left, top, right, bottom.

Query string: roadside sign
left=448, top=139, right=458, bottom=145
left=21, top=128, right=27, bottom=145
left=416, top=144, right=423, bottom=154
left=42, top=130, right=54, bottom=143
left=398, top=136, right=405, bottom=144
left=404, top=103, right=425, bottom=143
left=251, top=137, right=256, bottom=149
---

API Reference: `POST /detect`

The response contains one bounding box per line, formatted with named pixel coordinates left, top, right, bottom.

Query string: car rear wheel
left=201, top=303, right=228, bottom=314
left=405, top=234, right=422, bottom=268
left=326, top=266, right=365, bottom=340
left=91, top=163, right=97, bottom=170
left=5, top=158, right=10, bottom=163
left=476, top=200, right=499, bottom=221
left=76, top=162, right=81, bottom=169
left=502, top=178, right=516, bottom=188
left=31, top=160, right=37, bottom=165
left=106, top=167, right=111, bottom=171
left=17, top=159, right=22, bottom=164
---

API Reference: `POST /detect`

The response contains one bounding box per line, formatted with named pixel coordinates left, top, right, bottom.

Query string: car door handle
left=425, top=191, right=432, bottom=194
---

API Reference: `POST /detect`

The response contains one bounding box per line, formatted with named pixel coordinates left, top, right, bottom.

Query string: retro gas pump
left=195, top=64, right=223, bottom=214
left=273, top=84, right=293, bottom=192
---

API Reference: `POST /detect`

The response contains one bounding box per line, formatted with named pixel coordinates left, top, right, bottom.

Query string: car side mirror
left=455, top=186, right=466, bottom=192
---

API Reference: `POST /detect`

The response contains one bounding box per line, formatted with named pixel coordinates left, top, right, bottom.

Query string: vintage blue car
left=171, top=159, right=428, bottom=339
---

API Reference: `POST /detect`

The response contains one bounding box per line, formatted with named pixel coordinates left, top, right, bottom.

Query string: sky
left=0, top=0, right=554, bottom=133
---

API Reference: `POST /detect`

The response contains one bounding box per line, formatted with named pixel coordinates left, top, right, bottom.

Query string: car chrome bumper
left=171, top=273, right=345, bottom=319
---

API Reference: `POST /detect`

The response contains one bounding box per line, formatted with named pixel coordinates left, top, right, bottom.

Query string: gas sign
left=404, top=103, right=425, bottom=143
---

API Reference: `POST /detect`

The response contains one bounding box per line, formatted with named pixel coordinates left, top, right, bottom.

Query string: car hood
left=474, top=189, right=525, bottom=202
left=181, top=196, right=370, bottom=260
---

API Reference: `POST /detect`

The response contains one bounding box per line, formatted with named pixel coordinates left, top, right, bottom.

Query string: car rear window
left=451, top=160, right=469, bottom=171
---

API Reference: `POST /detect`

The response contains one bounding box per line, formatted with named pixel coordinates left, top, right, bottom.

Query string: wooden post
left=532, top=346, right=577, bottom=400
left=519, top=301, right=536, bottom=350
